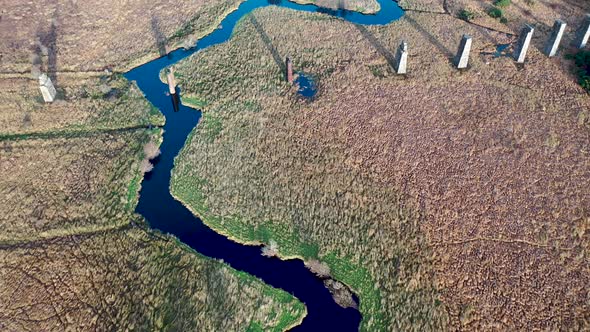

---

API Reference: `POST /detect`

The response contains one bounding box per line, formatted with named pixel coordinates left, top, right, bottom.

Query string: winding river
left=125, top=1, right=403, bottom=330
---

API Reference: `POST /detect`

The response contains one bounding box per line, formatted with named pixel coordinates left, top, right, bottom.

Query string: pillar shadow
left=249, top=14, right=284, bottom=72
left=315, top=0, right=349, bottom=18
left=354, top=24, right=396, bottom=70
left=404, top=15, right=454, bottom=61
left=511, top=1, right=547, bottom=29
left=151, top=16, right=168, bottom=57
left=35, top=16, right=58, bottom=84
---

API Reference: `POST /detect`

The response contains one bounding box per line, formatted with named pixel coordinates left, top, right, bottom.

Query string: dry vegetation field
left=0, top=0, right=245, bottom=73
left=0, top=130, right=155, bottom=243
left=0, top=76, right=305, bottom=329
left=400, top=0, right=590, bottom=38
left=171, top=5, right=590, bottom=331
left=290, top=0, right=380, bottom=14
left=0, top=74, right=164, bottom=137
left=0, top=226, right=305, bottom=331
left=1, top=0, right=312, bottom=330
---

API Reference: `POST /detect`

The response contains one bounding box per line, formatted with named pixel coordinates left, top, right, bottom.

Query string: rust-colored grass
left=172, top=6, right=590, bottom=330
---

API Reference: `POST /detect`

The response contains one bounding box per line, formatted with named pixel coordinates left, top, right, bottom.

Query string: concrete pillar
left=573, top=14, right=590, bottom=49
left=286, top=57, right=294, bottom=83
left=166, top=68, right=176, bottom=94
left=454, top=34, right=472, bottom=69
left=39, top=73, right=56, bottom=103
left=394, top=41, right=408, bottom=74
left=513, top=25, right=534, bottom=63
left=544, top=19, right=567, bottom=57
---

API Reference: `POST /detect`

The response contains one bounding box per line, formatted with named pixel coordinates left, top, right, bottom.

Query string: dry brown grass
left=172, top=6, right=590, bottom=330
left=0, top=129, right=155, bottom=243
left=446, top=0, right=590, bottom=35
left=0, top=74, right=164, bottom=136
left=0, top=226, right=305, bottom=331
left=0, top=0, right=245, bottom=73
left=0, top=16, right=306, bottom=327
left=400, top=0, right=590, bottom=41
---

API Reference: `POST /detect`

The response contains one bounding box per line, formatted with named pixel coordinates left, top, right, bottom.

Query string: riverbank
left=170, top=5, right=590, bottom=330
left=0, top=69, right=306, bottom=330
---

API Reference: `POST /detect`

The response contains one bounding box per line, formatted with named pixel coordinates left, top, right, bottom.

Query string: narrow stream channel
left=125, top=1, right=403, bottom=330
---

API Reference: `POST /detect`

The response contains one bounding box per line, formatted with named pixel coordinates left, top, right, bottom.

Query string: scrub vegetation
left=0, top=0, right=245, bottom=72
left=0, top=129, right=156, bottom=243
left=171, top=6, right=590, bottom=331
left=569, top=50, right=590, bottom=92
left=0, top=72, right=305, bottom=330
left=0, top=74, right=164, bottom=137
left=0, top=226, right=305, bottom=331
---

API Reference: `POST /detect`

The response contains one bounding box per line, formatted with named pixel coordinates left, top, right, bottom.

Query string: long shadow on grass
left=35, top=14, right=59, bottom=84
left=510, top=1, right=547, bottom=29
left=405, top=15, right=454, bottom=61
left=249, top=14, right=284, bottom=73
left=151, top=16, right=168, bottom=57
left=354, top=25, right=396, bottom=70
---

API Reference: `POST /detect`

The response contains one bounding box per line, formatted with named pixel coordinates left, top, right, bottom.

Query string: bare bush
left=261, top=239, right=279, bottom=257
left=140, top=158, right=153, bottom=173
left=143, top=141, right=161, bottom=160
left=305, top=259, right=331, bottom=278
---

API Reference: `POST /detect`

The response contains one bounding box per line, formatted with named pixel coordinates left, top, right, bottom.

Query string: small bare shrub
left=305, top=259, right=331, bottom=278
left=140, top=158, right=153, bottom=173
left=261, top=239, right=279, bottom=257
left=143, top=141, right=161, bottom=160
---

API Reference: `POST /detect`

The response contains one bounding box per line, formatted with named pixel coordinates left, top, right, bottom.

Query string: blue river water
left=125, top=1, right=403, bottom=330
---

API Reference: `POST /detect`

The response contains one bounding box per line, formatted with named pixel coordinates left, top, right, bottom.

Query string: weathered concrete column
left=286, top=57, right=294, bottom=83
left=454, top=34, right=472, bottom=69
left=513, top=25, right=534, bottom=63
left=394, top=41, right=408, bottom=74
left=544, top=19, right=567, bottom=57
left=39, top=73, right=56, bottom=103
left=166, top=68, right=176, bottom=94
left=573, top=14, right=590, bottom=49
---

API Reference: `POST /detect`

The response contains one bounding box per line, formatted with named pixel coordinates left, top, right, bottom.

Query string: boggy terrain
left=171, top=4, right=590, bottom=331
left=0, top=74, right=304, bottom=330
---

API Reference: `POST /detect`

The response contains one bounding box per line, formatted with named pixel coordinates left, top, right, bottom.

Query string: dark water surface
left=494, top=43, right=511, bottom=58
left=295, top=72, right=317, bottom=98
left=125, top=1, right=403, bottom=330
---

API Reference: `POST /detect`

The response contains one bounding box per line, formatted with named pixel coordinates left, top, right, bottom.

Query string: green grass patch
left=458, top=9, right=475, bottom=21
left=568, top=51, right=590, bottom=92
left=199, top=112, right=223, bottom=142
left=181, top=95, right=209, bottom=109
left=487, top=7, right=503, bottom=19
left=494, top=0, right=511, bottom=7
